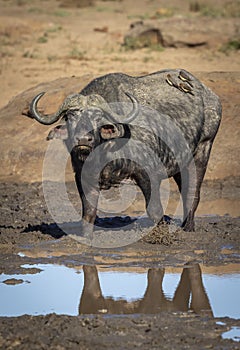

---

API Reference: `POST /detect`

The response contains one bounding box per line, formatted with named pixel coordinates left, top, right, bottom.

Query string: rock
left=3, top=278, right=24, bottom=285
left=124, top=21, right=164, bottom=49
left=123, top=20, right=207, bottom=49
left=94, top=26, right=108, bottom=33
left=60, top=0, right=95, bottom=8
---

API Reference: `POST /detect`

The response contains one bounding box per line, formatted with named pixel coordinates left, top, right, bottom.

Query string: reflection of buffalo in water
left=79, top=263, right=213, bottom=316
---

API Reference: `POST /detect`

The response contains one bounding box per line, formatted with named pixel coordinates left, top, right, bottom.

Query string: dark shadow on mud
left=22, top=216, right=138, bottom=239
left=95, top=216, right=137, bottom=228
left=95, top=214, right=173, bottom=228
left=22, top=223, right=66, bottom=239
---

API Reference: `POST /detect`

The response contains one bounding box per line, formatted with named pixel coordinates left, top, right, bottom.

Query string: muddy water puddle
left=222, top=326, right=240, bottom=342
left=0, top=263, right=239, bottom=320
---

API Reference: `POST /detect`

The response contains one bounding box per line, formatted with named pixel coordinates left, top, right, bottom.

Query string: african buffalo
left=29, top=69, right=222, bottom=237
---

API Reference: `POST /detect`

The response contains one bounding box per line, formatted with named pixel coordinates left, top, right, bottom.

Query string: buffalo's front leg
left=75, top=173, right=99, bottom=239
left=134, top=172, right=163, bottom=223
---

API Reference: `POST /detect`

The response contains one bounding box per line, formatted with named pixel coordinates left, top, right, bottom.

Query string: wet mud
left=0, top=181, right=239, bottom=349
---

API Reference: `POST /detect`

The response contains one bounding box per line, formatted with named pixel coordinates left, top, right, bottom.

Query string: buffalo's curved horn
left=30, top=92, right=65, bottom=125
left=100, top=92, right=139, bottom=124
left=122, top=92, right=139, bottom=123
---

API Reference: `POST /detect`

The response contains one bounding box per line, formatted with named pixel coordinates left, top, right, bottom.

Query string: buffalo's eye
left=65, top=110, right=78, bottom=122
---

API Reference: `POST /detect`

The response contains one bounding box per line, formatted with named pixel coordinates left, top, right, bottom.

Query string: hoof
left=182, top=222, right=195, bottom=232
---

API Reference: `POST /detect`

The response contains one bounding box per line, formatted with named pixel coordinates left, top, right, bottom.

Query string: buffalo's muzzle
left=77, top=144, right=92, bottom=150
left=75, top=144, right=92, bottom=153
left=72, top=144, right=92, bottom=161
left=73, top=132, right=94, bottom=148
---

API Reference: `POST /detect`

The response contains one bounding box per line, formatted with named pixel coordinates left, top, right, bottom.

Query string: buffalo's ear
left=46, top=124, right=68, bottom=140
left=100, top=124, right=125, bottom=139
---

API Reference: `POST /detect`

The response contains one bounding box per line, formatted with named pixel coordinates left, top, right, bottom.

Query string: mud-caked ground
left=0, top=182, right=240, bottom=349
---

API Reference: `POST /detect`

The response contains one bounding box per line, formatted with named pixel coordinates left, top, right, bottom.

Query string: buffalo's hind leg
left=174, top=140, right=213, bottom=231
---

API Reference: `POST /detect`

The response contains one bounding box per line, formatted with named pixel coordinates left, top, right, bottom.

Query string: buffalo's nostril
left=74, top=133, right=93, bottom=145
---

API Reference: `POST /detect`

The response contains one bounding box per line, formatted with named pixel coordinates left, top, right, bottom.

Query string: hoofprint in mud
left=29, top=69, right=222, bottom=239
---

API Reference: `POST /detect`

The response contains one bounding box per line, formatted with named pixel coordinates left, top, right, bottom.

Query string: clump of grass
left=96, top=6, right=110, bottom=12
left=143, top=56, right=151, bottom=63
left=46, top=25, right=62, bottom=34
left=37, top=35, right=48, bottom=44
left=155, top=7, right=174, bottom=18
left=47, top=55, right=57, bottom=62
left=101, top=44, right=115, bottom=55
left=220, top=38, right=240, bottom=54
left=16, top=0, right=31, bottom=5
left=69, top=47, right=86, bottom=60
left=0, top=36, right=11, bottom=46
left=28, top=7, right=44, bottom=14
left=199, top=5, right=224, bottom=17
left=29, top=7, right=69, bottom=16
left=127, top=13, right=151, bottom=21
left=124, top=36, right=164, bottom=51
left=60, top=0, right=95, bottom=8
left=189, top=1, right=200, bottom=12
left=124, top=37, right=139, bottom=50
left=111, top=56, right=128, bottom=63
left=22, top=50, right=38, bottom=59
left=148, top=44, right=164, bottom=52
left=53, top=10, right=70, bottom=17
left=0, top=47, right=13, bottom=58
left=127, top=8, right=174, bottom=21
left=189, top=1, right=240, bottom=18
left=224, top=1, right=240, bottom=17
left=37, top=26, right=62, bottom=45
